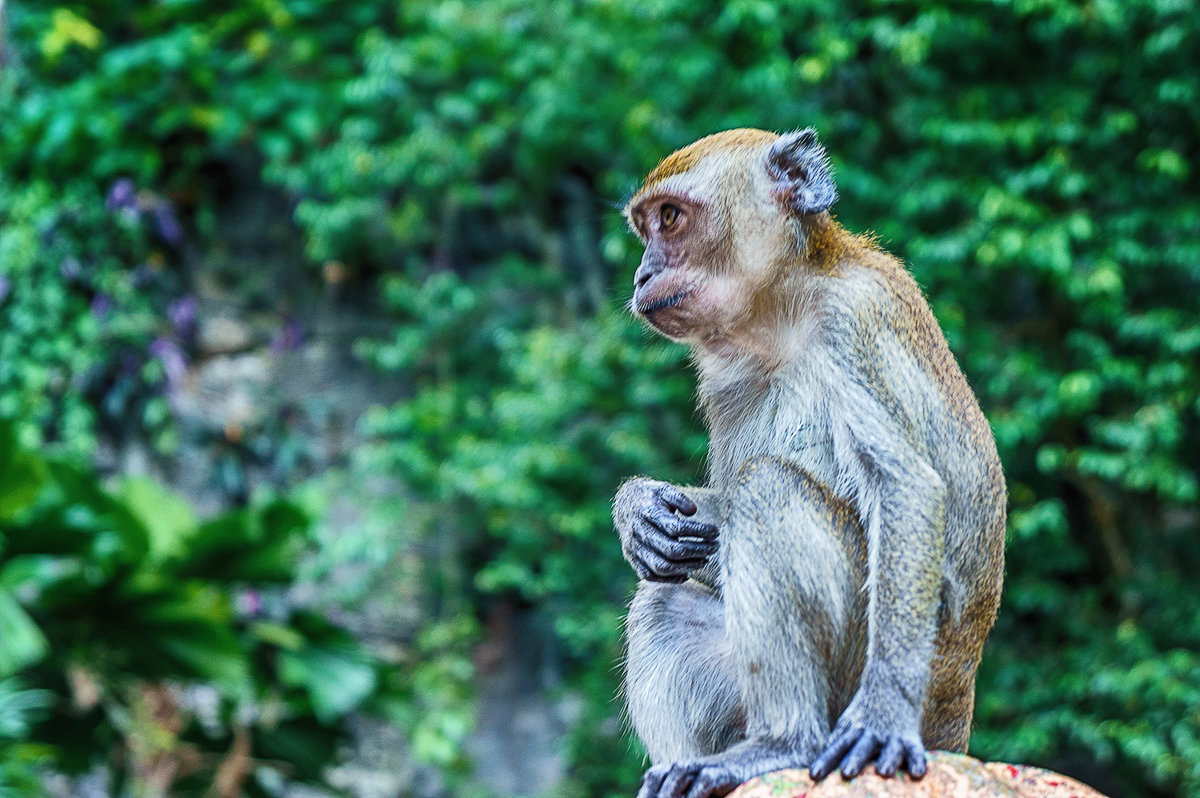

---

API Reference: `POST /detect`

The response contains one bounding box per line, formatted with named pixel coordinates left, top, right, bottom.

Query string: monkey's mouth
left=636, top=290, right=689, bottom=316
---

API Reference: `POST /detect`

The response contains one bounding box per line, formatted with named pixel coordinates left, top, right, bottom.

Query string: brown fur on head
left=624, top=128, right=838, bottom=348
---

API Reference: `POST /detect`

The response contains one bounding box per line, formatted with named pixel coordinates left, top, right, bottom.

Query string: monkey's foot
left=808, top=724, right=927, bottom=781
left=809, top=678, right=928, bottom=780
left=637, top=742, right=805, bottom=798
left=637, top=759, right=742, bottom=798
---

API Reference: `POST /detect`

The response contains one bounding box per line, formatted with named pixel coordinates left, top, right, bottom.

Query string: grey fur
left=615, top=131, right=1006, bottom=798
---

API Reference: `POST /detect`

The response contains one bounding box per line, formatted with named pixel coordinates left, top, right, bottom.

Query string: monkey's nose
left=634, top=251, right=665, bottom=290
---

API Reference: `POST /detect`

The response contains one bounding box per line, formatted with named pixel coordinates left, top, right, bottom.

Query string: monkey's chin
left=635, top=290, right=692, bottom=339
left=643, top=310, right=693, bottom=340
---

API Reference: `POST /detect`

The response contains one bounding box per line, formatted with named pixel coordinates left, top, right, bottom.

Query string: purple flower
left=149, top=337, right=188, bottom=387
left=0, top=275, right=9, bottom=303
left=236, top=590, right=262, bottom=618
left=106, top=178, right=137, bottom=213
left=90, top=293, right=113, bottom=318
left=152, top=204, right=184, bottom=247
left=271, top=315, right=306, bottom=353
left=168, top=295, right=198, bottom=340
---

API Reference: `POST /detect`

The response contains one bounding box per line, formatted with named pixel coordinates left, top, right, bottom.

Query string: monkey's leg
left=920, top=600, right=993, bottom=751
left=625, top=579, right=744, bottom=765
left=638, top=456, right=864, bottom=798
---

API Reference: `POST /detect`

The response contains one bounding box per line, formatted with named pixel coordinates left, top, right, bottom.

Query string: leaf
left=0, top=678, right=53, bottom=739
left=279, top=643, right=377, bottom=724
left=174, top=500, right=309, bottom=583
left=0, top=590, right=48, bottom=678
left=117, top=476, right=197, bottom=563
left=0, top=426, right=47, bottom=523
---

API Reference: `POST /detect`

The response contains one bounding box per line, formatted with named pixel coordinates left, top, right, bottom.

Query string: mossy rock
left=730, top=751, right=1108, bottom=797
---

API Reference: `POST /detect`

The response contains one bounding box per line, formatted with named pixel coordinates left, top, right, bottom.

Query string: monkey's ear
left=767, top=128, right=837, bottom=215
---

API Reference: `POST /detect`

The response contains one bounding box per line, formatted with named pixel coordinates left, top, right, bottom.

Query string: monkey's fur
left=613, top=129, right=1005, bottom=798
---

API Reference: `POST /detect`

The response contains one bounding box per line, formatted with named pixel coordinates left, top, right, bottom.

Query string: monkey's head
left=623, top=128, right=837, bottom=345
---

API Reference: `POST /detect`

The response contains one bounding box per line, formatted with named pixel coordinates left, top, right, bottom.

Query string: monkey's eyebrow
left=630, top=185, right=702, bottom=210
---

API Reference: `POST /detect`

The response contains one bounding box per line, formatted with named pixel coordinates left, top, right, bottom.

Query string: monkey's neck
left=696, top=238, right=836, bottom=374
left=696, top=216, right=858, bottom=364
left=693, top=220, right=855, bottom=484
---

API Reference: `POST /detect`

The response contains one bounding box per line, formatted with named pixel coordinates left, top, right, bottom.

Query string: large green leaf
left=116, top=476, right=196, bottom=563
left=278, top=644, right=377, bottom=724
left=0, top=426, right=46, bottom=523
left=173, top=500, right=308, bottom=584
left=0, top=591, right=47, bottom=678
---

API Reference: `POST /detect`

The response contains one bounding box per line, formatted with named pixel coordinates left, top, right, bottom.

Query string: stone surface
left=729, top=751, right=1109, bottom=798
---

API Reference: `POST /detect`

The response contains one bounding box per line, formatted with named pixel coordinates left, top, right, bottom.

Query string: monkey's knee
left=625, top=581, right=743, bottom=763
left=732, top=456, right=802, bottom=507
left=721, top=458, right=866, bottom=744
left=726, top=457, right=861, bottom=577
left=730, top=457, right=850, bottom=527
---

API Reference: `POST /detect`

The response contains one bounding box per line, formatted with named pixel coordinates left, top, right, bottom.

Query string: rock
left=198, top=315, right=258, bottom=354
left=729, top=751, right=1108, bottom=797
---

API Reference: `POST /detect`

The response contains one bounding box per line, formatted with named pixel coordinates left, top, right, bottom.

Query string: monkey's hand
left=808, top=670, right=927, bottom=780
left=613, top=478, right=718, bottom=582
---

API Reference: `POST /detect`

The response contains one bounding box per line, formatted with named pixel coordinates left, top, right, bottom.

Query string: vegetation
left=0, top=422, right=401, bottom=795
left=1, top=1, right=1197, bottom=796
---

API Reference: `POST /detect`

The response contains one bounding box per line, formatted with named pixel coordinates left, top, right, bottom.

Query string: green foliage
left=1, top=0, right=1198, bottom=796
left=320, top=3, right=1200, bottom=795
left=0, top=424, right=396, bottom=795
left=0, top=177, right=181, bottom=455
left=0, top=678, right=52, bottom=798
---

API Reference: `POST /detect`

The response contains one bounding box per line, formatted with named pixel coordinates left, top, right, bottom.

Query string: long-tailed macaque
left=613, top=128, right=1006, bottom=798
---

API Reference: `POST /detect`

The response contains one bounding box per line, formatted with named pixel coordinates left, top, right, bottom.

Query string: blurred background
left=0, top=1, right=1197, bottom=796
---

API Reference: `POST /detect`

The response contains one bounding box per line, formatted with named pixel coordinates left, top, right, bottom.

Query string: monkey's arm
left=614, top=478, right=720, bottom=583
left=809, top=372, right=946, bottom=780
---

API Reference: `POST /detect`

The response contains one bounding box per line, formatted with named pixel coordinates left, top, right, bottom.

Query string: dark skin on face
left=628, top=194, right=711, bottom=339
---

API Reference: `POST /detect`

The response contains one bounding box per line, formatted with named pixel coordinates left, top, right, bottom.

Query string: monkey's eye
left=659, top=203, right=680, bottom=230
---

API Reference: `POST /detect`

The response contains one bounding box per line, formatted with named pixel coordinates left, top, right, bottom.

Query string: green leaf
left=0, top=590, right=48, bottom=678
left=279, top=643, right=377, bottom=724
left=116, top=476, right=196, bottom=563
left=0, top=426, right=47, bottom=523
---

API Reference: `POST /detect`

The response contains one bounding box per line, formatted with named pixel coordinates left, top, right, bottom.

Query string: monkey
left=612, top=128, right=1006, bottom=798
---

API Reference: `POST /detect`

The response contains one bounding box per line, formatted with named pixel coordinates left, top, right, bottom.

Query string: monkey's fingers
left=674, top=517, right=719, bottom=540
left=656, top=764, right=697, bottom=798
left=874, top=737, right=906, bottom=777
left=837, top=730, right=882, bottom=778
left=659, top=486, right=698, bottom=516
left=903, top=740, right=927, bottom=779
left=808, top=726, right=859, bottom=779
left=682, top=765, right=740, bottom=798
left=629, top=553, right=687, bottom=583
left=637, top=765, right=669, bottom=798
left=647, top=512, right=719, bottom=543
left=638, top=519, right=717, bottom=559
left=644, top=502, right=718, bottom=539
left=632, top=539, right=707, bottom=581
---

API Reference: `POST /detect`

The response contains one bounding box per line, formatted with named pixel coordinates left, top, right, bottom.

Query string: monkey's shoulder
left=820, top=249, right=934, bottom=329
left=817, top=250, right=970, bottom=392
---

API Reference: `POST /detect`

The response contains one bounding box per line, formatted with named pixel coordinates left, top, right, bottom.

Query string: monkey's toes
left=636, top=764, right=669, bottom=798
left=810, top=726, right=927, bottom=780
left=638, top=761, right=739, bottom=798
